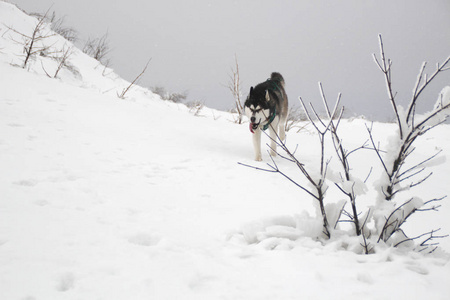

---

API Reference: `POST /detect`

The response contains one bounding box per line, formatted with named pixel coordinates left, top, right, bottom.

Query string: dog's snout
left=250, top=116, right=256, bottom=123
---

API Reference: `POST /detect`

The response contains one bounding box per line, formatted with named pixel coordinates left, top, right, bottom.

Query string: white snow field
left=1, top=2, right=450, bottom=299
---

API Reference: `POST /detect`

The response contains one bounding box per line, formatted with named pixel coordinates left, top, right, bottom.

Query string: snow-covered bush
left=367, top=35, right=449, bottom=251
left=151, top=85, right=188, bottom=103
left=240, top=35, right=449, bottom=254
left=82, top=32, right=111, bottom=65
left=33, top=10, right=78, bottom=43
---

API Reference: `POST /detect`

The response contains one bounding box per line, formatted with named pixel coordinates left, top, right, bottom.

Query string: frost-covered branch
left=369, top=35, right=449, bottom=250
left=371, top=35, right=450, bottom=203
left=360, top=209, right=373, bottom=254
left=373, top=34, right=403, bottom=139
left=315, top=83, right=366, bottom=236
left=407, top=56, right=450, bottom=124
left=395, top=228, right=448, bottom=253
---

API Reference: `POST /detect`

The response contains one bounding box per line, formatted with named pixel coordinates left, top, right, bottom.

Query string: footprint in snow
left=127, top=233, right=161, bottom=247
left=34, top=199, right=49, bottom=206
left=406, top=263, right=429, bottom=275
left=13, top=179, right=38, bottom=187
left=356, top=272, right=374, bottom=284
left=7, top=123, right=24, bottom=127
left=56, top=272, right=75, bottom=292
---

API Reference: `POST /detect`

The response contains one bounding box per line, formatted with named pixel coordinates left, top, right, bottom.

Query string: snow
left=1, top=2, right=450, bottom=299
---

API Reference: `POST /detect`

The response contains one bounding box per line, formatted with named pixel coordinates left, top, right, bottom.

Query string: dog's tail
left=270, top=72, right=285, bottom=88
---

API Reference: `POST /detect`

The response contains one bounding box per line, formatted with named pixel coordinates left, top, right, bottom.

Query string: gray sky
left=10, top=0, right=450, bottom=121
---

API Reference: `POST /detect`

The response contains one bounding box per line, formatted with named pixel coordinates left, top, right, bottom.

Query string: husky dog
left=244, top=72, right=288, bottom=161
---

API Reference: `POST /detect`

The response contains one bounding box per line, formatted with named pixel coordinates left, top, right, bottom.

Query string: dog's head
left=244, top=87, right=271, bottom=132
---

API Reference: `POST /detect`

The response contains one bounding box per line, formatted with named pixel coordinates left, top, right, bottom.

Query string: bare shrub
left=83, top=32, right=110, bottom=65
left=186, top=101, right=204, bottom=117
left=151, top=86, right=188, bottom=103
left=4, top=8, right=56, bottom=68
left=52, top=43, right=74, bottom=78
left=368, top=34, right=449, bottom=250
left=32, top=11, right=77, bottom=42
left=285, top=106, right=307, bottom=132
left=239, top=35, right=449, bottom=253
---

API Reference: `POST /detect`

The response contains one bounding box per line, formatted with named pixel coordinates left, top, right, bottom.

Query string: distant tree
left=226, top=54, right=244, bottom=124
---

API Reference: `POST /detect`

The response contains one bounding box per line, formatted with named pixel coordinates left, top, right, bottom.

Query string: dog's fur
left=244, top=72, right=288, bottom=161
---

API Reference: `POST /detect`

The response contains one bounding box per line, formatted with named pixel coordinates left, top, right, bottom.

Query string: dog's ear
left=249, top=86, right=253, bottom=96
left=265, top=90, right=270, bottom=101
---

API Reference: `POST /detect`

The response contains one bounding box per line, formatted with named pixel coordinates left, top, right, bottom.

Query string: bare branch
left=365, top=123, right=390, bottom=175
left=395, top=228, right=448, bottom=250
left=407, top=55, right=450, bottom=123
left=118, top=59, right=151, bottom=99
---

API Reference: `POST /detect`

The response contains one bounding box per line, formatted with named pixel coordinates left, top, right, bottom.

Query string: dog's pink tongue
left=249, top=123, right=255, bottom=133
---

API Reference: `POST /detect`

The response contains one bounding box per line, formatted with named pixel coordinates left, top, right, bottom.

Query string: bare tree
left=227, top=54, right=244, bottom=124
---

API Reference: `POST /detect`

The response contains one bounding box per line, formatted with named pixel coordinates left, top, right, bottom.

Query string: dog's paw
left=255, top=156, right=262, bottom=161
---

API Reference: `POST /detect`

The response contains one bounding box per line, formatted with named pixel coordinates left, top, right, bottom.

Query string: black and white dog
left=244, top=72, right=288, bottom=161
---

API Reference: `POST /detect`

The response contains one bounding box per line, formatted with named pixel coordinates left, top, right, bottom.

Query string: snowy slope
left=1, top=2, right=450, bottom=299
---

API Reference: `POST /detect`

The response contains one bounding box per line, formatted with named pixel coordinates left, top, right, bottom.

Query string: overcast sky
left=10, top=0, right=450, bottom=121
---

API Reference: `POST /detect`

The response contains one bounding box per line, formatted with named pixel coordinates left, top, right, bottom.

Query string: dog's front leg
left=268, top=123, right=277, bottom=157
left=278, top=116, right=286, bottom=142
left=252, top=128, right=262, bottom=161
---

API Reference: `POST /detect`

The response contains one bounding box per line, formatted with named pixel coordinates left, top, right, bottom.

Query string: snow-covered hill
left=1, top=2, right=450, bottom=299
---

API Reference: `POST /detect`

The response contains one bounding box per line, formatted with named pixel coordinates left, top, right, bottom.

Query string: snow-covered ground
left=1, top=2, right=450, bottom=299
